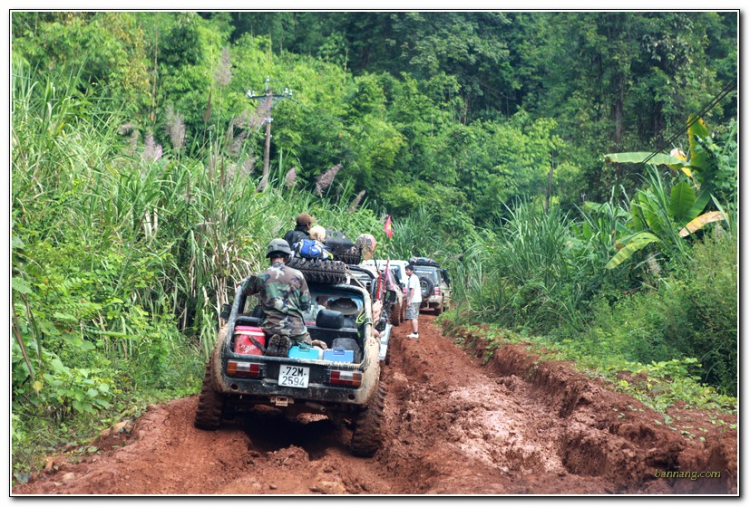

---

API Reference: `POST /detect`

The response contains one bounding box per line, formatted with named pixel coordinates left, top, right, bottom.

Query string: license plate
left=278, top=365, right=310, bottom=388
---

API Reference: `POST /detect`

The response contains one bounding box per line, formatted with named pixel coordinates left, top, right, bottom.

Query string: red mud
left=13, top=314, right=737, bottom=495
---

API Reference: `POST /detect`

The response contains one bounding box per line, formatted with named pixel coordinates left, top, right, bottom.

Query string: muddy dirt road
left=14, top=314, right=737, bottom=495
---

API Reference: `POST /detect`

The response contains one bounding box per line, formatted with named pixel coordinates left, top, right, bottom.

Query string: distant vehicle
left=411, top=264, right=451, bottom=315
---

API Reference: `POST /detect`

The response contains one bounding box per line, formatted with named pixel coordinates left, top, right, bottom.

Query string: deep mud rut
left=14, top=314, right=737, bottom=495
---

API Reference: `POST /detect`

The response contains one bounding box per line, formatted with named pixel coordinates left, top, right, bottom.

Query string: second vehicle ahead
left=411, top=264, right=451, bottom=315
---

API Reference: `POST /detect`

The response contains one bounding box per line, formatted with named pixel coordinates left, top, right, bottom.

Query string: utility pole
left=246, top=77, right=293, bottom=192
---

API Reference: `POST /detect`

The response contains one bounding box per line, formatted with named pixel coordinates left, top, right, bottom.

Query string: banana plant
left=603, top=116, right=729, bottom=270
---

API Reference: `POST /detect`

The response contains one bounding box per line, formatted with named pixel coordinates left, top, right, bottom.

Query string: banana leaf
left=670, top=181, right=696, bottom=224
left=683, top=189, right=711, bottom=225
left=688, top=115, right=712, bottom=171
left=604, top=152, right=685, bottom=166
left=605, top=232, right=661, bottom=270
left=679, top=211, right=726, bottom=238
left=604, top=152, right=694, bottom=180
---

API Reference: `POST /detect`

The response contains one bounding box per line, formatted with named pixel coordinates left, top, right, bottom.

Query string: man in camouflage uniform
left=241, top=238, right=312, bottom=357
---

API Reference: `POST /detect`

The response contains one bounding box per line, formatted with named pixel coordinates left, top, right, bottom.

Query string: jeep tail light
left=434, top=287, right=440, bottom=296
left=227, top=360, right=263, bottom=378
left=329, top=370, right=362, bottom=387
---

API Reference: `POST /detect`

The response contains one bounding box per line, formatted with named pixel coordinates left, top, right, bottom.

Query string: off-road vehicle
left=361, top=259, right=408, bottom=325
left=411, top=262, right=451, bottom=315
left=347, top=265, right=394, bottom=364
left=194, top=275, right=389, bottom=457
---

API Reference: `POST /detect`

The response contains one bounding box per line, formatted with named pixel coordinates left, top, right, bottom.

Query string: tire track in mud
left=13, top=314, right=736, bottom=495
left=377, top=316, right=735, bottom=494
left=379, top=316, right=615, bottom=494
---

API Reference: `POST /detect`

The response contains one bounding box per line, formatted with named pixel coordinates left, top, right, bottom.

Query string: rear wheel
left=350, top=381, right=387, bottom=457
left=390, top=300, right=401, bottom=326
left=194, top=360, right=225, bottom=430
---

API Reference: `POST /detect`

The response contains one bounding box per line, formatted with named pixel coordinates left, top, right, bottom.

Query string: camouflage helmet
left=266, top=238, right=292, bottom=258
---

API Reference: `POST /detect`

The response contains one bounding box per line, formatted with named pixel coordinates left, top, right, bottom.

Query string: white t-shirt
left=406, top=273, right=422, bottom=304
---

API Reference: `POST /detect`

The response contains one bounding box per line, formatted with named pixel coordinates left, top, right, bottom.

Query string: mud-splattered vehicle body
left=194, top=277, right=388, bottom=457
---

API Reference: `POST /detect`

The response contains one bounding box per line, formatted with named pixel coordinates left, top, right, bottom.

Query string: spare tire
left=419, top=276, right=435, bottom=299
left=333, top=245, right=362, bottom=265
left=287, top=257, right=347, bottom=285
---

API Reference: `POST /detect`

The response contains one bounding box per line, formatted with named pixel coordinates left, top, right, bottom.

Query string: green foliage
left=451, top=201, right=618, bottom=335
left=10, top=11, right=737, bottom=478
left=38, top=353, right=114, bottom=418
left=605, top=231, right=661, bottom=270
left=583, top=226, right=737, bottom=394
left=450, top=322, right=736, bottom=415
left=601, top=117, right=735, bottom=272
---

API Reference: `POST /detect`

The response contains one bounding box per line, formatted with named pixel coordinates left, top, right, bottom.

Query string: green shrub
left=583, top=226, right=737, bottom=394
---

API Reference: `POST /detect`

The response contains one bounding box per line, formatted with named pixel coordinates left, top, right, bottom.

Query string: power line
left=640, top=80, right=736, bottom=166
left=246, top=76, right=294, bottom=191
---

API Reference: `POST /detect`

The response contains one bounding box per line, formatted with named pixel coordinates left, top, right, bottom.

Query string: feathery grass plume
left=119, top=123, right=137, bottom=135
left=315, top=164, right=342, bottom=196
left=229, top=118, right=250, bottom=157
left=225, top=162, right=238, bottom=181
left=285, top=167, right=297, bottom=189
left=119, top=123, right=140, bottom=156
left=348, top=190, right=366, bottom=213
left=203, top=90, right=212, bottom=123
left=242, top=157, right=255, bottom=176
left=225, top=121, right=235, bottom=151
left=245, top=97, right=272, bottom=131
left=208, top=151, right=216, bottom=182
left=646, top=253, right=661, bottom=277
left=142, top=130, right=162, bottom=162
left=129, top=130, right=140, bottom=156
left=233, top=109, right=251, bottom=129
left=214, top=47, right=233, bottom=87
left=164, top=106, right=185, bottom=151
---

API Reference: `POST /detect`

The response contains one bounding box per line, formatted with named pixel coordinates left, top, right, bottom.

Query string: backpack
left=294, top=239, right=332, bottom=260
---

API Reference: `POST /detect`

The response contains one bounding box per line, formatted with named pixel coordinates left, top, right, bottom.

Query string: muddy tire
left=350, top=382, right=387, bottom=457
left=287, top=257, right=347, bottom=285
left=390, top=300, right=402, bottom=326
left=332, top=245, right=362, bottom=265
left=194, top=360, right=225, bottom=430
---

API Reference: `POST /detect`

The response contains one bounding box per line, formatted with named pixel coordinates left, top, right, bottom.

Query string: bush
left=583, top=226, right=737, bottom=394
left=674, top=227, right=737, bottom=394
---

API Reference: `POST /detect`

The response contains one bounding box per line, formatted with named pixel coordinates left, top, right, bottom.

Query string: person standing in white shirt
left=404, top=264, right=422, bottom=339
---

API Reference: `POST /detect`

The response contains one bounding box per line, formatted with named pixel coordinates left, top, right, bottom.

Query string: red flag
left=383, top=215, right=393, bottom=239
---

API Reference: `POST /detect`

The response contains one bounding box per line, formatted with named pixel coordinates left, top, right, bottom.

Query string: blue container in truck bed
left=288, top=344, right=321, bottom=360
left=322, top=347, right=355, bottom=363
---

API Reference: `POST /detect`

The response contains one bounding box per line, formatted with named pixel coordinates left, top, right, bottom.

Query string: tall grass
left=11, top=61, right=395, bottom=478
left=446, top=194, right=736, bottom=396
left=450, top=201, right=607, bottom=334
